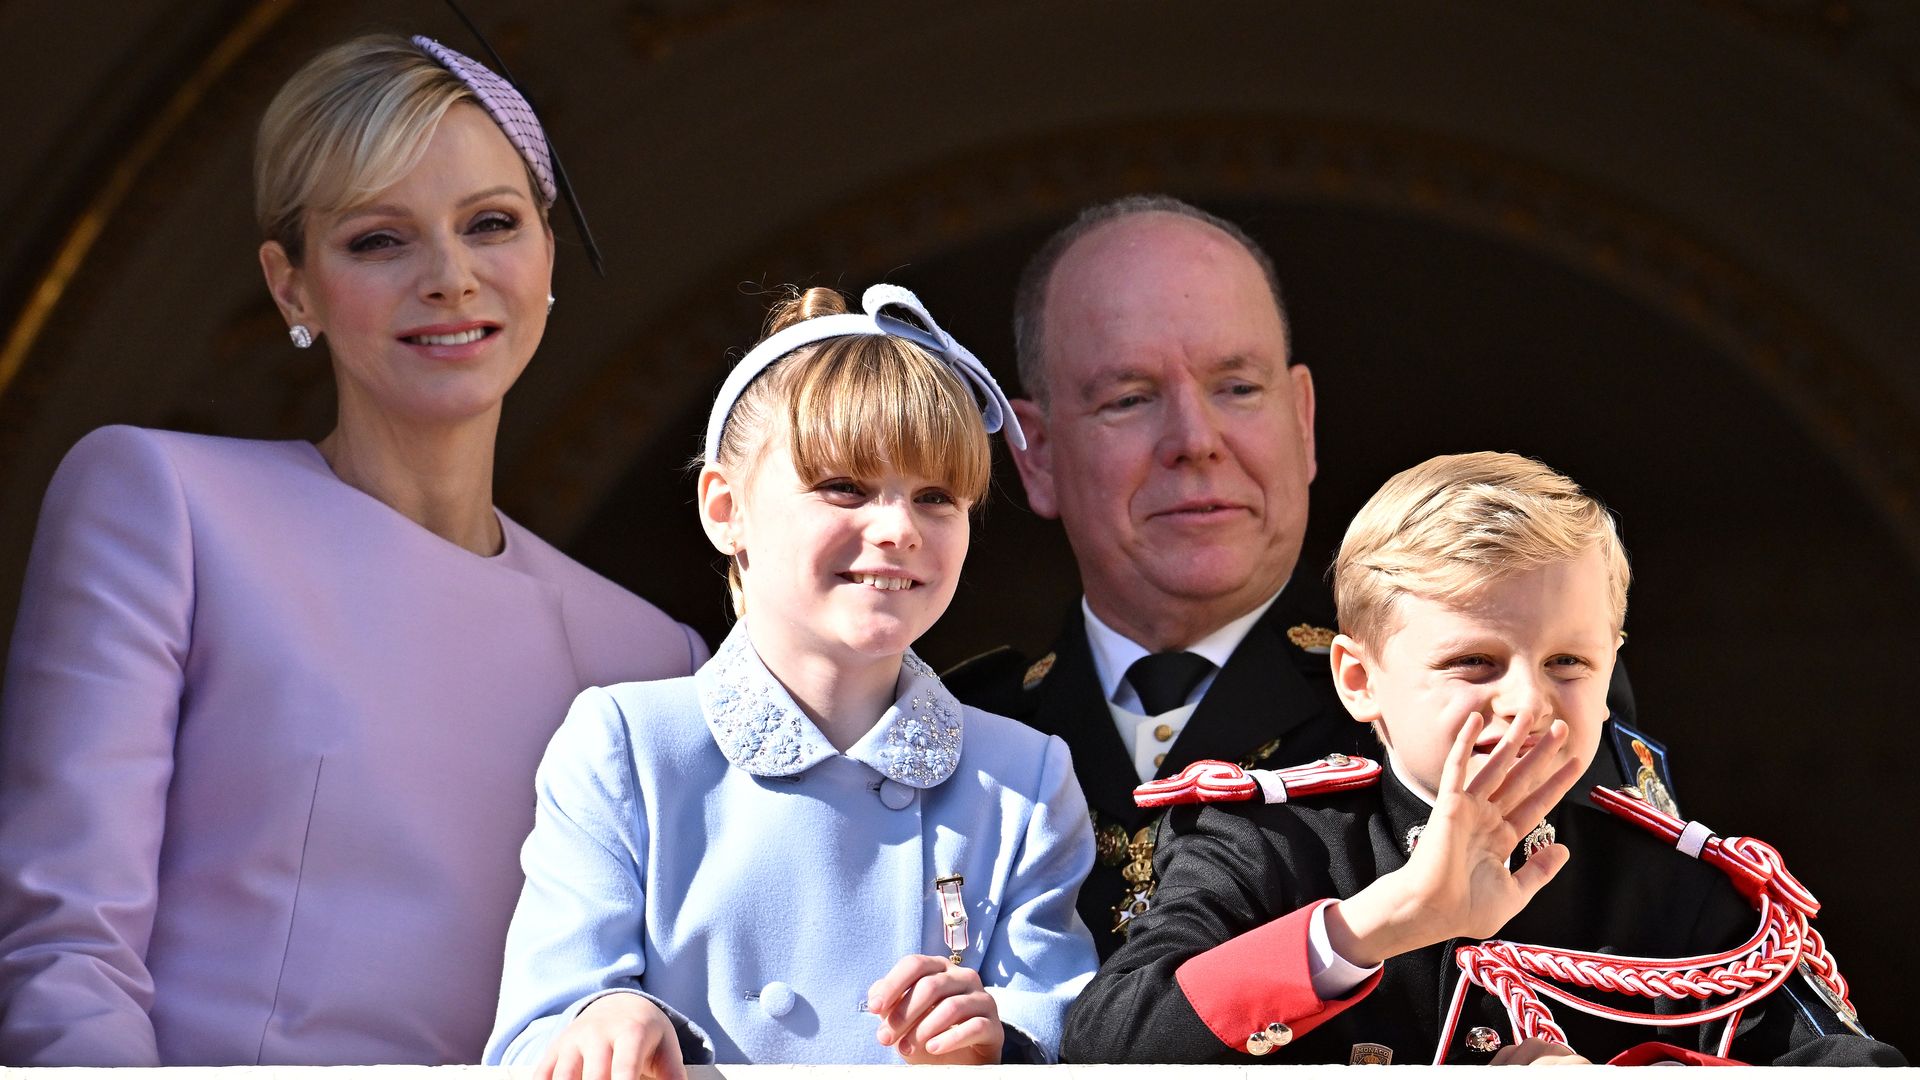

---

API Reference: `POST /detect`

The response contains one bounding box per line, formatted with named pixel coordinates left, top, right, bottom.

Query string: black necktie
left=1125, top=652, right=1215, bottom=716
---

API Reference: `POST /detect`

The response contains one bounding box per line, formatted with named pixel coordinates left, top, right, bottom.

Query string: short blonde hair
left=709, top=287, right=993, bottom=612
left=254, top=34, right=547, bottom=264
left=1334, top=452, right=1630, bottom=646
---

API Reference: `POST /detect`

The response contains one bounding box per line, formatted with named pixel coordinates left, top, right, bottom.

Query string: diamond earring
left=546, top=294, right=556, bottom=314
left=288, top=325, right=314, bottom=349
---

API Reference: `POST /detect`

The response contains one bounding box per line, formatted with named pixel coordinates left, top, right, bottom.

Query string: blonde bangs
left=304, top=78, right=458, bottom=215
left=780, top=336, right=991, bottom=506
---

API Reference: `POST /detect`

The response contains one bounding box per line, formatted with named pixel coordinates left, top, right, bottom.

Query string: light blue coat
left=485, top=623, right=1098, bottom=1065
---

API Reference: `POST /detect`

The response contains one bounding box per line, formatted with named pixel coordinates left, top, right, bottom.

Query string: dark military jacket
left=1060, top=763, right=1902, bottom=1066
left=947, top=574, right=1368, bottom=957
left=946, top=571, right=1644, bottom=961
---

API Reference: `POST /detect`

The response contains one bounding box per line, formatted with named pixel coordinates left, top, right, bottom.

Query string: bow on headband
left=702, top=284, right=1026, bottom=464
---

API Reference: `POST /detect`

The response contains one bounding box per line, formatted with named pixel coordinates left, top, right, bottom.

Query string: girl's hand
left=868, top=954, right=1004, bottom=1065
left=536, top=993, right=687, bottom=1080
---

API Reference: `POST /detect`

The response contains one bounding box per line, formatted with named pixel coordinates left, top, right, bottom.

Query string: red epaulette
left=1590, top=785, right=1819, bottom=913
left=1133, top=754, right=1380, bottom=809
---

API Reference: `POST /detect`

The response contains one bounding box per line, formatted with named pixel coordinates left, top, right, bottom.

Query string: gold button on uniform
left=1153, top=723, right=1173, bottom=742
left=1246, top=1022, right=1292, bottom=1055
left=1153, top=753, right=1166, bottom=768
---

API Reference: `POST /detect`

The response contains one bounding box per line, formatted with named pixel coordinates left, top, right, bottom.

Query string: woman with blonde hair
left=0, top=34, right=703, bottom=1065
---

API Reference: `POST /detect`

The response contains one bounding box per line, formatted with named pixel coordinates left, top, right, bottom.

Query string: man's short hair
left=1012, top=194, right=1293, bottom=406
left=1333, top=452, right=1632, bottom=646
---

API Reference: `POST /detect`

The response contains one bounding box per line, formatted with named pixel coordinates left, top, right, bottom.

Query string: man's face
left=1009, top=213, right=1317, bottom=650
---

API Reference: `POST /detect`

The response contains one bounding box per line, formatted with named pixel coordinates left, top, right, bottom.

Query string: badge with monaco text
left=1349, top=1042, right=1393, bottom=1065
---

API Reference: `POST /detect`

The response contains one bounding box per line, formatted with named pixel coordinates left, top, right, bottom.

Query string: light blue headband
left=702, top=284, right=1025, bottom=463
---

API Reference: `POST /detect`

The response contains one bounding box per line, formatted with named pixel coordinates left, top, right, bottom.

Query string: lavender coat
left=0, top=426, right=707, bottom=1065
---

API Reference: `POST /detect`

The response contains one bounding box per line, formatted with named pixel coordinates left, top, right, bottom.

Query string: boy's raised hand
left=1417, top=711, right=1583, bottom=937
left=868, top=954, right=1004, bottom=1065
left=1327, top=712, right=1586, bottom=966
left=537, top=993, right=687, bottom=1080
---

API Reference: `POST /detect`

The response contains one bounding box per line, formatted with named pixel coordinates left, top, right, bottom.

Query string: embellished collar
left=695, top=622, right=964, bottom=788
left=1379, top=760, right=1437, bottom=863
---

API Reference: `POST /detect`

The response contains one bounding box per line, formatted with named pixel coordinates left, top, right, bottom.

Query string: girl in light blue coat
left=486, top=285, right=1098, bottom=1077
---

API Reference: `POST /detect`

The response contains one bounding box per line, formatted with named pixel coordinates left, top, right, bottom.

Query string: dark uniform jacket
left=1061, top=762, right=1903, bottom=1066
left=947, top=571, right=1641, bottom=961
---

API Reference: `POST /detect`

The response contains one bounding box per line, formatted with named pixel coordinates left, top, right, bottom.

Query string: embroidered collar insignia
left=1286, top=623, right=1336, bottom=654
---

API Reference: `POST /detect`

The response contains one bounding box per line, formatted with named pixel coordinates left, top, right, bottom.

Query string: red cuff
left=1609, top=1041, right=1749, bottom=1066
left=1174, top=899, right=1382, bottom=1055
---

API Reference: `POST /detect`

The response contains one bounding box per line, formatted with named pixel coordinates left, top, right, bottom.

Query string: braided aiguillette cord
left=1429, top=786, right=1854, bottom=1064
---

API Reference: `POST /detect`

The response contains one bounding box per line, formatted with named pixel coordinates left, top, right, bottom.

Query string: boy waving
left=1064, top=453, right=1901, bottom=1066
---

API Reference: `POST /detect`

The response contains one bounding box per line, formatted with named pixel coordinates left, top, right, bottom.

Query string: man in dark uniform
left=946, top=196, right=1648, bottom=959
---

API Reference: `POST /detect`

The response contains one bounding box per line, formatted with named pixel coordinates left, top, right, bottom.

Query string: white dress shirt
left=1080, top=588, right=1382, bottom=998
left=1081, top=591, right=1283, bottom=783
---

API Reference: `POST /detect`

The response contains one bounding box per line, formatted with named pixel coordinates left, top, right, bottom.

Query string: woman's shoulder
left=59, top=425, right=313, bottom=482
left=40, top=426, right=319, bottom=527
left=496, top=516, right=707, bottom=678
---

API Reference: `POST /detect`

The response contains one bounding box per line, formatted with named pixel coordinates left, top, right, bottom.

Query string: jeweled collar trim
left=696, top=623, right=964, bottom=787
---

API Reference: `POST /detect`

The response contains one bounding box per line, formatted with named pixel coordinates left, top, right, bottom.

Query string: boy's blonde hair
left=708, top=287, right=992, bottom=614
left=254, top=34, right=549, bottom=264
left=1334, top=452, right=1630, bottom=645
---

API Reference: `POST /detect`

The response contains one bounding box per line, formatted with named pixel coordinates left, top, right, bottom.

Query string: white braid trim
left=1677, top=820, right=1713, bottom=859
left=1251, top=770, right=1290, bottom=803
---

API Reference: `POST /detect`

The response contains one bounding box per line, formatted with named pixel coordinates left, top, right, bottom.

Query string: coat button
left=1153, top=752, right=1167, bottom=768
left=1153, top=723, right=1174, bottom=742
left=759, top=980, right=795, bottom=1018
left=1246, top=1021, right=1291, bottom=1055
left=878, top=779, right=915, bottom=810
left=1465, top=1026, right=1502, bottom=1053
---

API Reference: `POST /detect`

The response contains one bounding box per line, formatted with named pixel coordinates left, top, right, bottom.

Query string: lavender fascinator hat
left=409, top=6, right=604, bottom=275
left=703, top=284, right=1026, bottom=464
left=411, top=36, right=556, bottom=207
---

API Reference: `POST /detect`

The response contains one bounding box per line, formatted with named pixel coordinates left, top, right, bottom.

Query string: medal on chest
left=933, top=874, right=968, bottom=966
